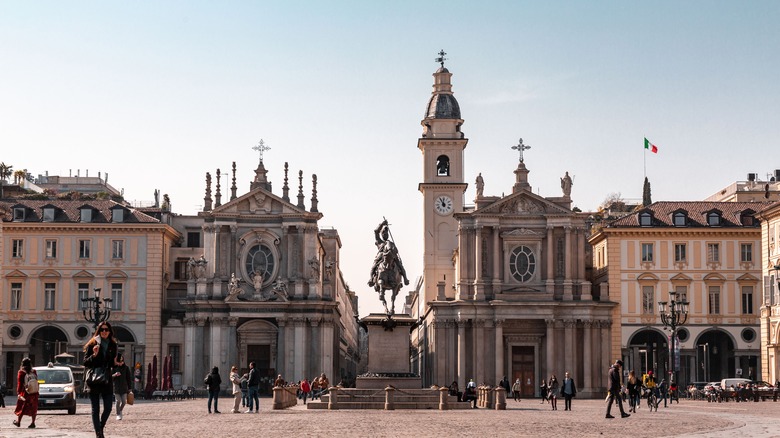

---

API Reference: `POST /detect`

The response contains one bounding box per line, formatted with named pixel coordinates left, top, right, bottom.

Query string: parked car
left=33, top=363, right=78, bottom=415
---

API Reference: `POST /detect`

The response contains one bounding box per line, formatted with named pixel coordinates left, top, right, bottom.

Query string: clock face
left=434, top=195, right=454, bottom=215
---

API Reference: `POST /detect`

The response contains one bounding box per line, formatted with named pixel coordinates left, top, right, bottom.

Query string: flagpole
left=643, top=137, right=647, bottom=180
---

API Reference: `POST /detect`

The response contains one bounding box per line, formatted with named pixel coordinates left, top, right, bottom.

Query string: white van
left=33, top=363, right=78, bottom=415
left=720, top=378, right=750, bottom=390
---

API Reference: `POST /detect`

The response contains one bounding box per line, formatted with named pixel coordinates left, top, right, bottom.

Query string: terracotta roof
left=0, top=199, right=160, bottom=224
left=607, top=201, right=773, bottom=228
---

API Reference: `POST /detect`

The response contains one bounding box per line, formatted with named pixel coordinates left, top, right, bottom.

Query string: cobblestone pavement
left=1, top=396, right=778, bottom=438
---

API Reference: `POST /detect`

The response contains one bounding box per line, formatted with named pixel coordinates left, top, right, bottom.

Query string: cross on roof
left=511, top=138, right=531, bottom=162
left=252, top=139, right=271, bottom=162
left=435, top=50, right=448, bottom=68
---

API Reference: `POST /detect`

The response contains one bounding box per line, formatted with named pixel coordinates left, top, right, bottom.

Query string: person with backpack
left=13, top=357, right=38, bottom=428
left=205, top=366, right=222, bottom=413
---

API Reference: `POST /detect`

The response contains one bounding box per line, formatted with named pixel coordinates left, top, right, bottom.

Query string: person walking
left=548, top=375, right=559, bottom=411
left=84, top=322, right=119, bottom=438
left=229, top=366, right=243, bottom=413
left=111, top=353, right=132, bottom=421
left=561, top=372, right=577, bottom=411
left=626, top=370, right=641, bottom=413
left=499, top=376, right=511, bottom=399
left=463, top=379, right=478, bottom=408
left=659, top=379, right=669, bottom=407
left=310, top=377, right=320, bottom=401
left=13, top=357, right=38, bottom=428
left=605, top=359, right=630, bottom=419
left=0, top=380, right=6, bottom=408
left=540, top=380, right=549, bottom=404
left=300, top=378, right=311, bottom=405
left=205, top=366, right=222, bottom=413
left=245, top=361, right=259, bottom=413
left=511, top=378, right=522, bottom=402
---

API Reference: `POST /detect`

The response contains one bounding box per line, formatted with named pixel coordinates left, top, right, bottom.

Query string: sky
left=2, top=1, right=779, bottom=316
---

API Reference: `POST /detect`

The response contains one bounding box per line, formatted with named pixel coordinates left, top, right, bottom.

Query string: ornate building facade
left=0, top=199, right=180, bottom=386
left=590, top=201, right=770, bottom=383
left=163, top=159, right=360, bottom=392
left=409, top=64, right=614, bottom=398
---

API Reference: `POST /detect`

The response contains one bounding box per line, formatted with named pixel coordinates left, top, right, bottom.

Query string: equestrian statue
left=368, top=219, right=409, bottom=316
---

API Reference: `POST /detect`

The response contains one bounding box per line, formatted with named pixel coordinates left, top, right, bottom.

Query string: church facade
left=409, top=64, right=615, bottom=398
left=163, top=159, right=360, bottom=392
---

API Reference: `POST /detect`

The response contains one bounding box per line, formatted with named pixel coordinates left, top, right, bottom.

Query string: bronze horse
left=375, top=250, right=404, bottom=315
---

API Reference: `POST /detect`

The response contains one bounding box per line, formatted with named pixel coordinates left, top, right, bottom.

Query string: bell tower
left=418, top=51, right=468, bottom=307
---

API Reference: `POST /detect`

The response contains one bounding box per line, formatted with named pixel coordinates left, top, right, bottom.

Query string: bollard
left=385, top=386, right=395, bottom=410
left=439, top=387, right=449, bottom=410
left=495, top=387, right=507, bottom=410
left=328, top=386, right=339, bottom=410
left=272, top=386, right=283, bottom=410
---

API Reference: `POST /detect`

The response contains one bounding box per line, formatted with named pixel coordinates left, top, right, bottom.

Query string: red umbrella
left=151, top=354, right=158, bottom=390
left=163, top=355, right=169, bottom=390
left=144, top=362, right=153, bottom=395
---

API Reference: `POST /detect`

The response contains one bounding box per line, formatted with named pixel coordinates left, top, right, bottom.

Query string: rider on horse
left=368, top=220, right=410, bottom=292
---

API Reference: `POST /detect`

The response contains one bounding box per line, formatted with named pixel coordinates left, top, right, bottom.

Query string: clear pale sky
left=2, top=1, right=778, bottom=316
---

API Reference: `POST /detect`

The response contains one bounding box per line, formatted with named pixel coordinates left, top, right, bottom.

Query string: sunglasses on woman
left=100, top=328, right=110, bottom=333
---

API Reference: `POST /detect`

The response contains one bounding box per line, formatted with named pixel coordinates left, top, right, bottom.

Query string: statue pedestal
left=356, top=313, right=421, bottom=389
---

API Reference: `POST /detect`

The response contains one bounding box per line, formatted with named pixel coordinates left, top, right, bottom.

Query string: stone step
left=306, top=401, right=473, bottom=410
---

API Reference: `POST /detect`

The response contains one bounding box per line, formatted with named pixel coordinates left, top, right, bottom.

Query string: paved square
left=1, top=396, right=778, bottom=437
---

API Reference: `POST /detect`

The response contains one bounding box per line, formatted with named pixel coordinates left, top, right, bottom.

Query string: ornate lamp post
left=658, top=291, right=689, bottom=385
left=82, top=287, right=113, bottom=330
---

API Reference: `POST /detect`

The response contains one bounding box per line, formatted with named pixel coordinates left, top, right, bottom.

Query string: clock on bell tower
left=418, top=51, right=468, bottom=306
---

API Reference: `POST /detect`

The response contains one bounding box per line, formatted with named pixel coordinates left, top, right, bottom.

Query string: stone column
left=310, top=318, right=321, bottom=380
left=599, top=320, right=611, bottom=388
left=210, top=317, right=226, bottom=388
left=321, top=319, right=334, bottom=382
left=564, top=319, right=574, bottom=378
left=577, top=228, right=592, bottom=300
left=546, top=226, right=555, bottom=294
left=495, top=319, right=504, bottom=385
left=183, top=317, right=196, bottom=387
left=434, top=320, right=446, bottom=386
left=230, top=225, right=238, bottom=279
left=474, top=227, right=485, bottom=300
left=227, top=317, right=239, bottom=377
left=458, top=320, right=466, bottom=389
left=545, top=318, right=555, bottom=386
left=293, top=318, right=305, bottom=381
left=475, top=320, right=485, bottom=384
left=194, top=317, right=207, bottom=388
left=457, top=225, right=468, bottom=300
left=277, top=318, right=287, bottom=379
left=582, top=320, right=593, bottom=392
left=492, top=226, right=500, bottom=283
left=563, top=226, right=573, bottom=300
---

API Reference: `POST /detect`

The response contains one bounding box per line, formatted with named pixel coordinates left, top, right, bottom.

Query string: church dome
left=425, top=93, right=461, bottom=119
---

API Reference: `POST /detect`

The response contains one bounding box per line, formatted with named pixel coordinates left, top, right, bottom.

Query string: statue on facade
left=475, top=173, right=484, bottom=198
left=187, top=257, right=196, bottom=280
left=271, top=279, right=289, bottom=301
left=194, top=255, right=208, bottom=279
left=368, top=219, right=409, bottom=316
left=161, top=194, right=171, bottom=211
left=252, top=271, right=263, bottom=293
left=561, top=171, right=573, bottom=197
left=225, top=273, right=242, bottom=301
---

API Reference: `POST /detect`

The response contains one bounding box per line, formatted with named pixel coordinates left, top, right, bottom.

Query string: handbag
left=86, top=367, right=108, bottom=389
left=126, top=391, right=135, bottom=405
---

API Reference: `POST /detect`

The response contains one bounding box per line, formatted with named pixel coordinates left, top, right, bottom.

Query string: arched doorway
left=695, top=329, right=735, bottom=382
left=29, top=325, right=69, bottom=365
left=237, top=320, right=278, bottom=395
left=627, top=328, right=668, bottom=377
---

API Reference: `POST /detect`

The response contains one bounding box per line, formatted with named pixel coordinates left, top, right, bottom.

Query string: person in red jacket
left=13, top=357, right=38, bottom=428
left=300, top=378, right=311, bottom=404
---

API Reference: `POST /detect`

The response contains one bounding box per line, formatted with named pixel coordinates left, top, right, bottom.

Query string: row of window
left=9, top=282, right=123, bottom=311
left=640, top=242, right=752, bottom=264
left=639, top=210, right=756, bottom=227
left=13, top=205, right=128, bottom=223
left=11, top=238, right=125, bottom=260
left=640, top=285, right=754, bottom=315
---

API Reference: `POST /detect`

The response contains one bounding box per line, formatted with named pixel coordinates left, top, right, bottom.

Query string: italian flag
left=644, top=137, right=658, bottom=153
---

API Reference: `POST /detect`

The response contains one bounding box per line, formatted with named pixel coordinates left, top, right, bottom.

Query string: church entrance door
left=511, top=346, right=535, bottom=397
left=247, top=344, right=273, bottom=395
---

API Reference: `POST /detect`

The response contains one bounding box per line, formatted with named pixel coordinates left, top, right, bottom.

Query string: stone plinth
left=356, top=313, right=421, bottom=390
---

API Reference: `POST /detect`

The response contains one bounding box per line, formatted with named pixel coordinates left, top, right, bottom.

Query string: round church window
left=509, top=246, right=536, bottom=282
left=245, top=244, right=275, bottom=284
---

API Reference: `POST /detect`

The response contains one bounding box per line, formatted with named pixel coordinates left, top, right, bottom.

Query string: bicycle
left=645, top=388, right=659, bottom=411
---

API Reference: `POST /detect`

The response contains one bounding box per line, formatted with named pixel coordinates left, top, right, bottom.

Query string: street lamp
left=81, top=287, right=113, bottom=330
left=658, top=291, right=689, bottom=385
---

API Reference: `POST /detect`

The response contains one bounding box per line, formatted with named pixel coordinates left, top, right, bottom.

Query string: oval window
left=509, top=246, right=536, bottom=282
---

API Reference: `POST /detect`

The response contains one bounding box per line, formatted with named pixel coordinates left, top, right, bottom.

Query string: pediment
left=73, top=270, right=95, bottom=279
left=500, top=228, right=544, bottom=239
left=106, top=270, right=128, bottom=279
left=670, top=273, right=692, bottom=282
left=5, top=269, right=27, bottom=278
left=40, top=269, right=61, bottom=278
left=476, top=191, right=572, bottom=216
left=211, top=187, right=306, bottom=217
left=735, top=273, right=759, bottom=282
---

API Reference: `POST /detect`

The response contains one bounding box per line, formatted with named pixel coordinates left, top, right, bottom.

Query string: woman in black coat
left=83, top=322, right=118, bottom=438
